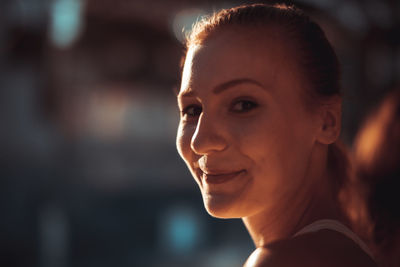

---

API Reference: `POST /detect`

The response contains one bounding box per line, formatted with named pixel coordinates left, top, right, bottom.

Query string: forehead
left=181, top=27, right=303, bottom=95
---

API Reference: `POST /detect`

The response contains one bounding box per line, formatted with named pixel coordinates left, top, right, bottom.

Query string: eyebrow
left=178, top=78, right=264, bottom=98
left=213, top=78, right=264, bottom=94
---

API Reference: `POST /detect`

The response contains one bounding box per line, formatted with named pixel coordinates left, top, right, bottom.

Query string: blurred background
left=0, top=0, right=399, bottom=266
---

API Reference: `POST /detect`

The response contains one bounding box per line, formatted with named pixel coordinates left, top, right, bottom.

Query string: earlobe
left=316, top=100, right=342, bottom=145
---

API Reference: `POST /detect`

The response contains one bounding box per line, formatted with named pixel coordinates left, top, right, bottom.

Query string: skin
left=176, top=27, right=376, bottom=266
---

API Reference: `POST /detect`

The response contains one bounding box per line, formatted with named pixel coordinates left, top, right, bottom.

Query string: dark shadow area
left=0, top=0, right=398, bottom=266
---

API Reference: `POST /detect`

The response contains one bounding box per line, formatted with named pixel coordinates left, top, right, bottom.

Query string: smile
left=202, top=170, right=246, bottom=184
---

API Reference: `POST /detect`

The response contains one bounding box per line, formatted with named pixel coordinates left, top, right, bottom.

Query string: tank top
left=293, top=219, right=374, bottom=260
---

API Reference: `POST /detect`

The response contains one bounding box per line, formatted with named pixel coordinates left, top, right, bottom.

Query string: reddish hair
left=183, top=3, right=341, bottom=106
left=181, top=3, right=347, bottom=193
left=353, top=90, right=400, bottom=266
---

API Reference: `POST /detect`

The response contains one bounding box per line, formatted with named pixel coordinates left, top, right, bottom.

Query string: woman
left=351, top=90, right=400, bottom=267
left=175, top=3, right=376, bottom=266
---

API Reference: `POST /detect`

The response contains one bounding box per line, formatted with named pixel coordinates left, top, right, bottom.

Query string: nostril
left=190, top=113, right=228, bottom=155
left=190, top=131, right=228, bottom=155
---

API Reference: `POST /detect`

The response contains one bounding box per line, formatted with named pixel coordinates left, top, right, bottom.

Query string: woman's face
left=176, top=28, right=321, bottom=219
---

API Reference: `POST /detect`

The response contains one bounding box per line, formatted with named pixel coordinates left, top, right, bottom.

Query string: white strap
left=293, top=219, right=374, bottom=260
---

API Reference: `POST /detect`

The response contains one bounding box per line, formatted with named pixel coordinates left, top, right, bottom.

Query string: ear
left=316, top=97, right=342, bottom=145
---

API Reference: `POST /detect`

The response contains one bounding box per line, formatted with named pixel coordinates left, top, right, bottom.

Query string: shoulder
left=244, top=230, right=377, bottom=267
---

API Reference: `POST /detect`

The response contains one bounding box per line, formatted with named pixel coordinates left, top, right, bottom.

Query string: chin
left=202, top=193, right=247, bottom=219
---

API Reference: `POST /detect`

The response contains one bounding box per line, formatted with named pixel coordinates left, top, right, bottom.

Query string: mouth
left=201, top=169, right=246, bottom=184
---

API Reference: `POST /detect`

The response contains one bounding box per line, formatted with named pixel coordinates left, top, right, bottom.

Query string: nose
left=190, top=113, right=228, bottom=155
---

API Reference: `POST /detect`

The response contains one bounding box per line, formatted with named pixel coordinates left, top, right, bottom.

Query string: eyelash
left=180, top=99, right=258, bottom=119
left=181, top=105, right=202, bottom=118
left=230, top=99, right=259, bottom=113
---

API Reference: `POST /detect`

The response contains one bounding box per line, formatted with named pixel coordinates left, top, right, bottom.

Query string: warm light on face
left=180, top=45, right=200, bottom=97
left=176, top=28, right=320, bottom=219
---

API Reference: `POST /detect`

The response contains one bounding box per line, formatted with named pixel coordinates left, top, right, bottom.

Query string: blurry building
left=0, top=0, right=399, bottom=266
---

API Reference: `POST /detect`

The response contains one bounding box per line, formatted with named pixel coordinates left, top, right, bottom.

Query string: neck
left=242, top=145, right=345, bottom=248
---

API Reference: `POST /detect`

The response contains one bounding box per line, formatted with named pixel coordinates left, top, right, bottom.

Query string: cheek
left=232, top=114, right=285, bottom=158
left=176, top=122, right=195, bottom=164
left=177, top=122, right=203, bottom=189
left=236, top=112, right=313, bottom=178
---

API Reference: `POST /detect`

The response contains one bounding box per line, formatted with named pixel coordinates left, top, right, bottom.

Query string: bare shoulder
left=244, top=230, right=377, bottom=267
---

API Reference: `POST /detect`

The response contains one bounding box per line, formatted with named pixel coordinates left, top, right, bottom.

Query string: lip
left=201, top=169, right=246, bottom=184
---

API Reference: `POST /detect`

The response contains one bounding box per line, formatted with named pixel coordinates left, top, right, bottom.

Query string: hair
left=181, top=3, right=347, bottom=191
left=353, top=90, right=400, bottom=267
left=183, top=3, right=341, bottom=107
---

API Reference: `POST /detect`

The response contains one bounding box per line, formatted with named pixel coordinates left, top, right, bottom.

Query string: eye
left=182, top=104, right=202, bottom=118
left=231, top=99, right=258, bottom=113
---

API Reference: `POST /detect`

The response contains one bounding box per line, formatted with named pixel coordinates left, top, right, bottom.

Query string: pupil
left=243, top=101, right=252, bottom=110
